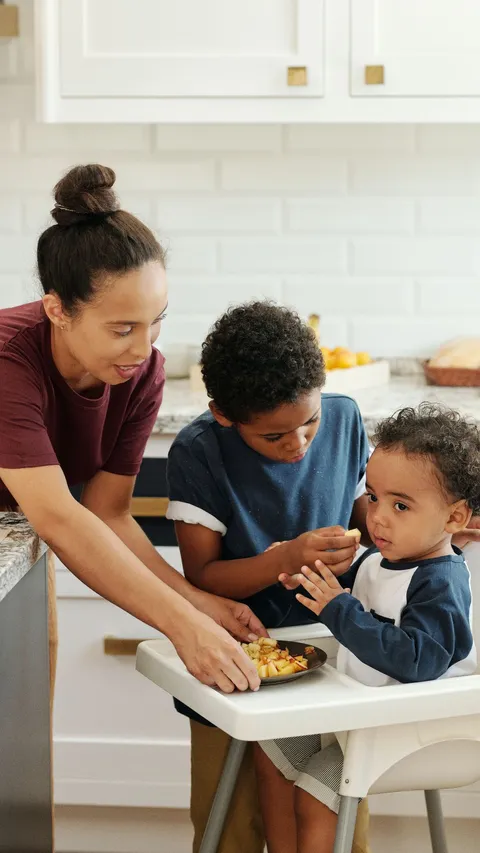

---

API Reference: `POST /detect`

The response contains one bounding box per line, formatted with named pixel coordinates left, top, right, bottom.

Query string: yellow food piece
left=355, top=351, right=371, bottom=366
left=331, top=350, right=357, bottom=370
left=241, top=638, right=311, bottom=679
left=346, top=528, right=361, bottom=540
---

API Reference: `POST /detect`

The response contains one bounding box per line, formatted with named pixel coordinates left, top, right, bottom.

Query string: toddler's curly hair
left=374, top=403, right=480, bottom=514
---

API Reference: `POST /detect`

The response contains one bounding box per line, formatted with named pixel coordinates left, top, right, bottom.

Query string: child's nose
left=285, top=431, right=306, bottom=453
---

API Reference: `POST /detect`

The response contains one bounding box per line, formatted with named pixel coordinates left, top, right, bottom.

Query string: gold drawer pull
left=130, top=496, right=169, bottom=517
left=104, top=637, right=146, bottom=656
left=287, top=66, right=308, bottom=86
left=365, top=65, right=384, bottom=85
left=0, top=5, right=19, bottom=38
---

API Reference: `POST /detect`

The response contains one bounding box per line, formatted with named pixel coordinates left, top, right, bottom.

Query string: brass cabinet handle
left=365, top=65, right=385, bottom=85
left=130, top=496, right=169, bottom=517
left=104, top=637, right=146, bottom=656
left=287, top=66, right=308, bottom=86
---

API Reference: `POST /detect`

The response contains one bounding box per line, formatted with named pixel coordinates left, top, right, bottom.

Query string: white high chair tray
left=136, top=638, right=480, bottom=742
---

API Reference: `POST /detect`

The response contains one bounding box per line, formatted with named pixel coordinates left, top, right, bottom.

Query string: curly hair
left=200, top=301, right=325, bottom=423
left=373, top=403, right=480, bottom=514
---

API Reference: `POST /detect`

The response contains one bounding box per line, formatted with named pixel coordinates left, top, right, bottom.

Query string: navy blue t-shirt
left=167, top=394, right=369, bottom=725
left=167, top=393, right=369, bottom=628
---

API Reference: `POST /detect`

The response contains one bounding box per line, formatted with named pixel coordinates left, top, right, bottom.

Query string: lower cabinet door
left=54, top=548, right=191, bottom=808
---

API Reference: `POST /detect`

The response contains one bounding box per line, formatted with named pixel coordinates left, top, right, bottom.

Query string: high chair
left=136, top=543, right=480, bottom=853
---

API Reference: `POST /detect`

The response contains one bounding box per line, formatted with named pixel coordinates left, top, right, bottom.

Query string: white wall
left=2, top=2, right=480, bottom=358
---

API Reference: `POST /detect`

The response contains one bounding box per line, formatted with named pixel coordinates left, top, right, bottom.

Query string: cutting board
left=189, top=359, right=390, bottom=394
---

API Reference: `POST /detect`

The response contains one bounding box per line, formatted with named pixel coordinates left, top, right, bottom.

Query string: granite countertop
left=153, top=376, right=480, bottom=436
left=0, top=513, right=47, bottom=603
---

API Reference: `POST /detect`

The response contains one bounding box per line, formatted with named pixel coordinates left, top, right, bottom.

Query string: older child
left=167, top=302, right=371, bottom=853
left=256, top=404, right=479, bottom=853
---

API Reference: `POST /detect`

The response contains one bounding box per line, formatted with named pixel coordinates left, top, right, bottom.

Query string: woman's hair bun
left=51, top=164, right=120, bottom=226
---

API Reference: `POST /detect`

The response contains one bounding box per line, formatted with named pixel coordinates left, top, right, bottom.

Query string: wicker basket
left=423, top=361, right=480, bottom=387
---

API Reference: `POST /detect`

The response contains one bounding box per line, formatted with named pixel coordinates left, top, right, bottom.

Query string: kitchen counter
left=0, top=511, right=47, bottom=603
left=0, top=512, right=52, bottom=852
left=153, top=376, right=480, bottom=436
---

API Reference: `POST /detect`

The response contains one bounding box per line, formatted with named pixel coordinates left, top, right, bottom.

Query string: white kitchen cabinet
left=35, top=0, right=480, bottom=122
left=54, top=548, right=191, bottom=808
left=351, top=0, right=480, bottom=98
left=36, top=0, right=324, bottom=122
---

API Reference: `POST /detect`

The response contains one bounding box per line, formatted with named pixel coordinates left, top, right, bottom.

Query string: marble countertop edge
left=0, top=513, right=47, bottom=603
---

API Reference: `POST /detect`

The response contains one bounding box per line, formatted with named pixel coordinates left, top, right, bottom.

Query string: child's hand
left=285, top=526, right=359, bottom=577
left=295, top=560, right=350, bottom=617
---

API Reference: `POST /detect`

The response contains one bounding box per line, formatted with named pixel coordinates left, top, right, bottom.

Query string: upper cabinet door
left=59, top=0, right=324, bottom=98
left=351, top=0, right=480, bottom=97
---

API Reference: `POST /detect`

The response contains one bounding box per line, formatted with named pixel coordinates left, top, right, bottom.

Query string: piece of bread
left=429, top=337, right=480, bottom=369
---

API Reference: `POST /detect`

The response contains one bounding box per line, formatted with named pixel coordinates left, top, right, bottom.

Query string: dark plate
left=259, top=641, right=327, bottom=686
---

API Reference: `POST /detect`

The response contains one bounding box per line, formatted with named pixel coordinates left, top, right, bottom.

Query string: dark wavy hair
left=373, top=403, right=480, bottom=513
left=201, top=301, right=325, bottom=423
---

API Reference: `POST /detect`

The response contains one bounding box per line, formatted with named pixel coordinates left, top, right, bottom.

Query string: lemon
left=332, top=350, right=357, bottom=370
left=356, top=351, right=371, bottom=366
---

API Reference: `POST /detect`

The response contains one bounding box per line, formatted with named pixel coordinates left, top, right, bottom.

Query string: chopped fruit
left=356, top=351, right=371, bottom=366
left=346, top=528, right=361, bottom=540
left=241, top=638, right=311, bottom=679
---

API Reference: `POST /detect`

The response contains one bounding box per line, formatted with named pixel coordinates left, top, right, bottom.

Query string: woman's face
left=45, top=261, right=168, bottom=388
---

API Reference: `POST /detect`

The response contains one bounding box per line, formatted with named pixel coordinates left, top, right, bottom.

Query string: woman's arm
left=82, top=470, right=267, bottom=641
left=0, top=464, right=260, bottom=693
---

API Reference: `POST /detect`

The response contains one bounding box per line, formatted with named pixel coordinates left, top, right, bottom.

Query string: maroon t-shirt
left=0, top=301, right=165, bottom=507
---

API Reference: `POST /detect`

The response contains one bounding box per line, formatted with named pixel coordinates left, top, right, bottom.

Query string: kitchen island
left=0, top=513, right=52, bottom=853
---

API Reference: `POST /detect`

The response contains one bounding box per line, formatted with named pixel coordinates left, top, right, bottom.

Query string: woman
left=0, top=164, right=263, bottom=704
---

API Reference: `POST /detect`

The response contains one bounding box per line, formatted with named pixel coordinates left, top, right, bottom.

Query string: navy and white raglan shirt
left=167, top=393, right=369, bottom=629
left=322, top=546, right=476, bottom=686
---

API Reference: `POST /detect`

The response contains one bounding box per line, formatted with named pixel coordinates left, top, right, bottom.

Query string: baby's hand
left=295, top=560, right=350, bottom=617
left=278, top=571, right=302, bottom=590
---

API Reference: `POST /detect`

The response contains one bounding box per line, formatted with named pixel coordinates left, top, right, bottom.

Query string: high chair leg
left=425, top=790, right=449, bottom=853
left=198, top=738, right=247, bottom=853
left=333, top=796, right=360, bottom=853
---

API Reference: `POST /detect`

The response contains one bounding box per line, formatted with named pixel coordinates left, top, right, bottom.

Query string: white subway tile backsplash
left=0, top=275, right=29, bottom=308
left=0, top=0, right=479, bottom=360
left=219, top=238, right=347, bottom=273
left=286, top=199, right=414, bottom=234
left=0, top=197, right=22, bottom=234
left=24, top=124, right=151, bottom=155
left=418, top=199, right=480, bottom=234
left=418, top=279, right=480, bottom=313
left=221, top=156, right=347, bottom=193
left=164, top=236, right=217, bottom=273
left=351, top=237, right=475, bottom=276
left=416, top=125, right=480, bottom=154
left=156, top=198, right=281, bottom=233
left=282, top=277, right=415, bottom=316
left=351, top=318, right=480, bottom=358
left=167, top=275, right=282, bottom=314
left=286, top=125, right=415, bottom=153
left=350, top=157, right=476, bottom=196
left=0, top=120, right=21, bottom=154
left=155, top=125, right=281, bottom=152
left=0, top=236, right=35, bottom=272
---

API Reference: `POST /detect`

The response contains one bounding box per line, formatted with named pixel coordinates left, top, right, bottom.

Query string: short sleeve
left=354, top=408, right=371, bottom=500
left=102, top=350, right=165, bottom=477
left=0, top=353, right=58, bottom=469
left=166, top=435, right=230, bottom=536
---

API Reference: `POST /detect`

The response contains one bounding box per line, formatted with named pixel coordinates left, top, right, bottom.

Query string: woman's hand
left=170, top=608, right=261, bottom=694
left=190, top=589, right=269, bottom=643
left=295, top=561, right=350, bottom=618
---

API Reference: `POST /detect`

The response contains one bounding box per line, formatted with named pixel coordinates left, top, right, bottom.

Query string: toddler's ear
left=445, top=500, right=472, bottom=534
left=208, top=401, right=233, bottom=428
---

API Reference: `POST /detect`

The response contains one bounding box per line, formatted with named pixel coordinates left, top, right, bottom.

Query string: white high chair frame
left=136, top=544, right=480, bottom=853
